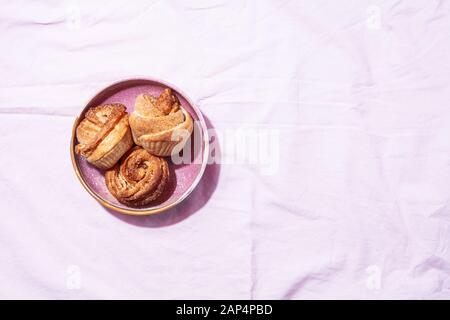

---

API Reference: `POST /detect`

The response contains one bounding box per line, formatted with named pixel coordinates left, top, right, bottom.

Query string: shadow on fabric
left=105, top=115, right=220, bottom=227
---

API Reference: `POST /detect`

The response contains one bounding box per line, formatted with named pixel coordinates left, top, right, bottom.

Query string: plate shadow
left=105, top=115, right=220, bottom=227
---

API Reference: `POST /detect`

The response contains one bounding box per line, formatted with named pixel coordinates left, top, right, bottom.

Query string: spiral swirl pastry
left=105, top=147, right=170, bottom=206
left=129, top=88, right=193, bottom=157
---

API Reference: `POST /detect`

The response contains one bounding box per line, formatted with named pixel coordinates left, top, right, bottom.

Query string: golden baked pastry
left=75, top=104, right=133, bottom=170
left=129, top=88, right=193, bottom=157
left=105, top=147, right=169, bottom=206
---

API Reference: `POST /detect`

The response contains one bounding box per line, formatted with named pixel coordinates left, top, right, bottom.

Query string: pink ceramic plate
left=70, top=78, right=209, bottom=215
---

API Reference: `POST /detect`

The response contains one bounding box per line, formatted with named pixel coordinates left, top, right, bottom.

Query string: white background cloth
left=0, top=0, right=449, bottom=299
